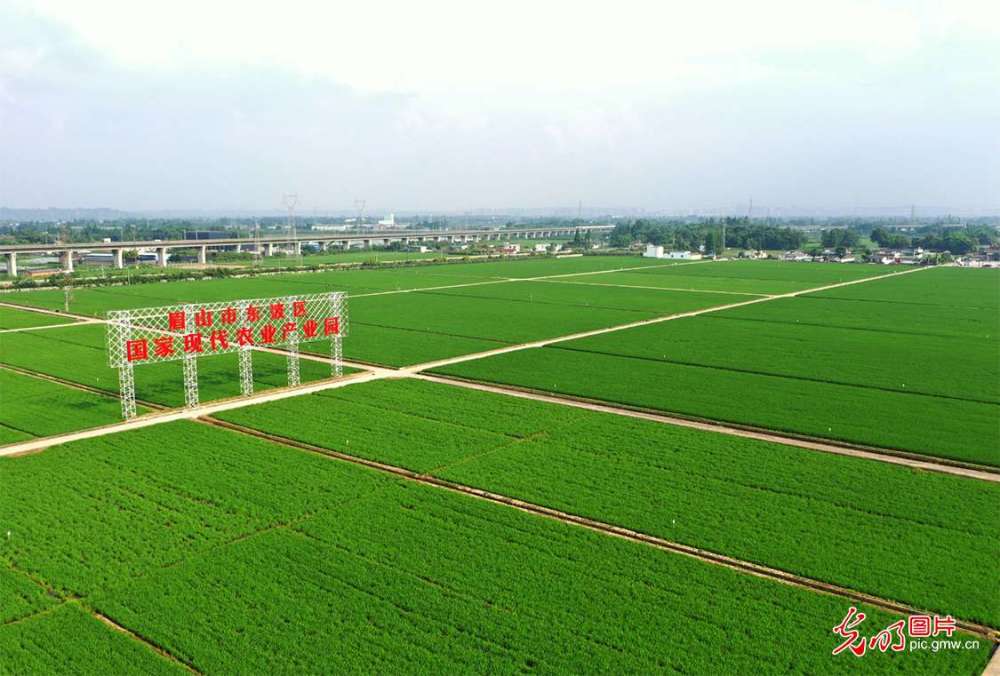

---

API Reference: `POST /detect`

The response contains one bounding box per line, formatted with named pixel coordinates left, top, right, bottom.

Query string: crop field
left=329, top=283, right=741, bottom=366
left=811, top=266, right=999, bottom=308
left=436, top=266, right=1000, bottom=465
left=555, top=315, right=996, bottom=403
left=216, top=378, right=1000, bottom=627
left=0, top=368, right=135, bottom=443
left=0, top=603, right=182, bottom=674
left=0, top=256, right=672, bottom=318
left=554, top=259, right=896, bottom=295
left=259, top=249, right=447, bottom=267
left=0, top=257, right=996, bottom=673
left=0, top=306, right=79, bottom=330
left=0, top=422, right=989, bottom=673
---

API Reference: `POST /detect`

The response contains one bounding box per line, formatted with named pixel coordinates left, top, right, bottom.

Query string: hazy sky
left=1, top=0, right=998, bottom=214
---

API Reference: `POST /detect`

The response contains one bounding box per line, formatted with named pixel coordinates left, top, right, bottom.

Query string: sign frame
left=106, top=291, right=348, bottom=419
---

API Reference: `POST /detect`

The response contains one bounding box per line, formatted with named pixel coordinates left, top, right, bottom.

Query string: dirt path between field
left=0, top=369, right=386, bottom=457
left=0, top=319, right=101, bottom=333
left=400, top=264, right=932, bottom=373
left=93, top=609, right=201, bottom=673
left=413, top=373, right=1000, bottom=482
left=200, top=416, right=1000, bottom=642
left=538, top=278, right=771, bottom=297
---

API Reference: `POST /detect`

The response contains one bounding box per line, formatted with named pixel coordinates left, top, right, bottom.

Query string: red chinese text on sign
left=210, top=330, right=229, bottom=351
left=168, top=311, right=186, bottom=331
left=126, top=339, right=149, bottom=362
left=260, top=324, right=277, bottom=344
left=194, top=308, right=213, bottom=327
left=184, top=333, right=203, bottom=353
left=153, top=336, right=175, bottom=357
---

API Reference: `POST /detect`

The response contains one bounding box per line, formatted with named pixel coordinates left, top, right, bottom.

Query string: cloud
left=1, top=1, right=998, bottom=212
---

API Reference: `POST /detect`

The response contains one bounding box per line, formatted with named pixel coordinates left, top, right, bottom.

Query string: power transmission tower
left=283, top=193, right=299, bottom=265
left=354, top=199, right=366, bottom=229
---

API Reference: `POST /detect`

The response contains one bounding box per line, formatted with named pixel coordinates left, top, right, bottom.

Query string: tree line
left=609, top=218, right=806, bottom=253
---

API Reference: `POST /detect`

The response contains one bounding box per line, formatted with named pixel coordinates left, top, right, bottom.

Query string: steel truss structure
left=106, top=291, right=348, bottom=419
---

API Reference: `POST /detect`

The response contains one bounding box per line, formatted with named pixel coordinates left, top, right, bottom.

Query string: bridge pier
left=265, top=243, right=275, bottom=256
left=156, top=247, right=168, bottom=267
left=113, top=248, right=124, bottom=269
left=198, top=246, right=207, bottom=265
left=293, top=241, right=302, bottom=256
left=5, top=252, right=16, bottom=277
left=61, top=250, right=74, bottom=273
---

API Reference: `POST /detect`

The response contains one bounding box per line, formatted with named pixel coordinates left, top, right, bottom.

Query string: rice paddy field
left=0, top=255, right=997, bottom=674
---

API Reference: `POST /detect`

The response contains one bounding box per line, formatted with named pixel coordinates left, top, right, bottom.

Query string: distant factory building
left=645, top=245, right=701, bottom=260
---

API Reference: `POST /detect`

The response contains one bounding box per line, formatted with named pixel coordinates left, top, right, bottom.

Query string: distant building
left=783, top=250, right=811, bottom=262
left=644, top=244, right=664, bottom=258
left=377, top=213, right=396, bottom=228
left=666, top=250, right=701, bottom=260
left=83, top=252, right=115, bottom=265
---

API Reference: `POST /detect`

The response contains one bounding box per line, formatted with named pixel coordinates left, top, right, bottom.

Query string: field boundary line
left=0, top=362, right=166, bottom=410
left=402, top=265, right=931, bottom=373
left=91, top=607, right=202, bottom=674
left=287, top=260, right=710, bottom=299
left=0, top=319, right=99, bottom=333
left=550, top=342, right=1000, bottom=407
left=0, top=369, right=388, bottom=457
left=0, top=300, right=94, bottom=321
left=198, top=416, right=1000, bottom=642
left=536, top=278, right=771, bottom=297
left=414, top=373, right=1000, bottom=482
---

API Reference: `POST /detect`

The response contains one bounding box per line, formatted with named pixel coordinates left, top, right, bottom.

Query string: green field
left=435, top=266, right=1000, bottom=465
left=812, top=266, right=999, bottom=308
left=0, top=256, right=667, bottom=318
left=436, top=346, right=998, bottom=465
left=1, top=258, right=996, bottom=672
left=0, top=421, right=988, bottom=673
left=0, top=603, right=183, bottom=674
left=216, top=377, right=1000, bottom=627
left=715, top=294, right=997, bottom=340
left=335, top=284, right=740, bottom=366
left=0, top=324, right=338, bottom=404
left=0, top=306, right=77, bottom=330
left=555, top=315, right=996, bottom=404
left=260, top=249, right=446, bottom=267
left=0, top=368, right=134, bottom=444
left=556, top=260, right=895, bottom=295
